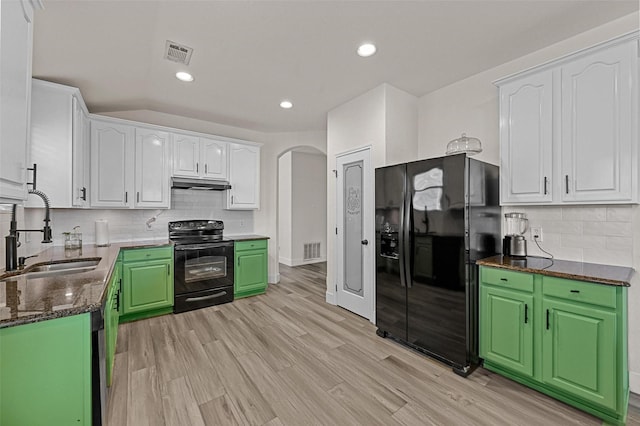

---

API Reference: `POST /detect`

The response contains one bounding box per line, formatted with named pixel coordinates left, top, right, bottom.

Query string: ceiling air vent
left=164, top=40, right=193, bottom=65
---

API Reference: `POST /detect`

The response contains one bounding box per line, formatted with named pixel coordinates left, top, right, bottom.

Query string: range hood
left=171, top=177, right=231, bottom=191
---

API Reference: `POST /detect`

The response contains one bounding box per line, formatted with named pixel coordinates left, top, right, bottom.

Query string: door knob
left=361, top=239, right=369, bottom=245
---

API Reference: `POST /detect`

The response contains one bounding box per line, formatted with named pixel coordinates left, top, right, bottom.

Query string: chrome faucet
left=5, top=189, right=53, bottom=271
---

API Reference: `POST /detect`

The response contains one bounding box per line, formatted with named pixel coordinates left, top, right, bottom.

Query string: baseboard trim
left=280, top=257, right=327, bottom=267
left=268, top=273, right=280, bottom=284
left=630, top=371, right=640, bottom=395
left=325, top=289, right=336, bottom=305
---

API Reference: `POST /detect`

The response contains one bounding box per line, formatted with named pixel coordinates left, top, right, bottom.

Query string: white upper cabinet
left=135, top=128, right=170, bottom=208
left=227, top=143, right=260, bottom=210
left=560, top=41, right=637, bottom=203
left=172, top=133, right=200, bottom=178
left=172, top=134, right=228, bottom=180
left=28, top=80, right=90, bottom=208
left=496, top=33, right=638, bottom=205
left=201, top=138, right=228, bottom=179
left=91, top=120, right=134, bottom=208
left=72, top=97, right=91, bottom=207
left=0, top=0, right=40, bottom=203
left=499, top=70, right=553, bottom=204
left=91, top=118, right=171, bottom=209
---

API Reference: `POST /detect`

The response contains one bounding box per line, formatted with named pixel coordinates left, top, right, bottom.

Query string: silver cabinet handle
left=125, top=192, right=128, bottom=203
left=565, top=175, right=569, bottom=194
left=205, top=164, right=208, bottom=174
left=196, top=162, right=199, bottom=173
left=137, top=192, right=140, bottom=203
left=543, top=177, right=548, bottom=195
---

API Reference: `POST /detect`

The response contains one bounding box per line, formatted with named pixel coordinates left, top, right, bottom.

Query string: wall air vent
left=164, top=40, right=193, bottom=65
left=303, top=242, right=321, bottom=261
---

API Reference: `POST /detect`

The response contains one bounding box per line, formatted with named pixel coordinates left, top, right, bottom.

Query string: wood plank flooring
left=107, top=262, right=639, bottom=425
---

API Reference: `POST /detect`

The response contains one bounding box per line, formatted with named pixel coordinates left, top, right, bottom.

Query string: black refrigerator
left=375, top=153, right=500, bottom=376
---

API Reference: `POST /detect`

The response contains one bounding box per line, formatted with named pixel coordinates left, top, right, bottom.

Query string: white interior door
left=335, top=147, right=374, bottom=321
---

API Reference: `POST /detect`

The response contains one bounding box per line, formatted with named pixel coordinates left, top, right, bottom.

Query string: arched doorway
left=277, top=146, right=327, bottom=269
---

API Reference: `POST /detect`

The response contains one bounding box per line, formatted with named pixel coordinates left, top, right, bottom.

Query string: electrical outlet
left=530, top=227, right=543, bottom=242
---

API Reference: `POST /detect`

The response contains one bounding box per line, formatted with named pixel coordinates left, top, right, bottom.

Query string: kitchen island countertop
left=0, top=240, right=171, bottom=329
left=476, top=255, right=633, bottom=287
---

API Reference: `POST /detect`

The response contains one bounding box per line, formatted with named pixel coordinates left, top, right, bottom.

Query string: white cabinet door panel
left=227, top=144, right=260, bottom=210
left=500, top=71, right=553, bottom=204
left=201, top=138, right=228, bottom=179
left=173, top=134, right=200, bottom=178
left=0, top=0, right=36, bottom=202
left=72, top=97, right=90, bottom=207
left=135, top=128, right=170, bottom=208
left=91, top=121, right=133, bottom=207
left=561, top=41, right=636, bottom=202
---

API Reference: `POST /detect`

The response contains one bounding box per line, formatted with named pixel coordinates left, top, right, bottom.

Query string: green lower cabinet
left=479, top=266, right=628, bottom=425
left=480, top=285, right=533, bottom=377
left=542, top=298, right=617, bottom=411
left=105, top=262, right=121, bottom=387
left=235, top=239, right=268, bottom=298
left=0, top=314, right=92, bottom=426
left=120, top=246, right=174, bottom=323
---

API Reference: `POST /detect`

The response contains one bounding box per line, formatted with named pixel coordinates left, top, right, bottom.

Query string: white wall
left=278, top=152, right=292, bottom=264
left=326, top=83, right=418, bottom=303
left=385, top=86, right=419, bottom=166
left=417, top=13, right=640, bottom=391
left=256, top=130, right=327, bottom=283
left=290, top=151, right=327, bottom=265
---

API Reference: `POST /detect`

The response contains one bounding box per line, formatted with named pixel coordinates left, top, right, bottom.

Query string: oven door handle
left=185, top=291, right=228, bottom=302
left=175, top=243, right=232, bottom=251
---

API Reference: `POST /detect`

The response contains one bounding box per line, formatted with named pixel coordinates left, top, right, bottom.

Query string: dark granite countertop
left=476, top=255, right=633, bottom=287
left=225, top=234, right=270, bottom=242
left=0, top=240, right=171, bottom=329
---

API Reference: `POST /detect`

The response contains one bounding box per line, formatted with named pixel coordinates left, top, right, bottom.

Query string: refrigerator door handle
left=403, top=181, right=413, bottom=289
left=398, top=178, right=407, bottom=288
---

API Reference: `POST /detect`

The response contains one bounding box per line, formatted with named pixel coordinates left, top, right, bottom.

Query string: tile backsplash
left=503, top=205, right=635, bottom=267
left=3, top=189, right=253, bottom=267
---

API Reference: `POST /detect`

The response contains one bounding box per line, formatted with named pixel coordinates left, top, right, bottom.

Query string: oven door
left=174, top=242, right=234, bottom=295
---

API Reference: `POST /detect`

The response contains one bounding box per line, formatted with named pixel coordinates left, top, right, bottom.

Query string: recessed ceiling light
left=357, top=43, right=376, bottom=57
left=176, top=71, right=194, bottom=82
left=280, top=100, right=293, bottom=109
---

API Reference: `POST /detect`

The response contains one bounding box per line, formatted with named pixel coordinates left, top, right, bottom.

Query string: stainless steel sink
left=19, top=258, right=101, bottom=279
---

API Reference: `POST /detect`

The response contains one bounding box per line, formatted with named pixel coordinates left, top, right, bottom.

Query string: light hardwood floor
left=107, top=263, right=640, bottom=425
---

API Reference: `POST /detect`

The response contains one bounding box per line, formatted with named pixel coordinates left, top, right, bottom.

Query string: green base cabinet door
left=120, top=247, right=174, bottom=322
left=0, top=314, right=92, bottom=426
left=105, top=262, right=121, bottom=386
left=480, top=286, right=533, bottom=377
left=123, top=259, right=173, bottom=314
left=235, top=239, right=268, bottom=298
left=542, top=298, right=617, bottom=411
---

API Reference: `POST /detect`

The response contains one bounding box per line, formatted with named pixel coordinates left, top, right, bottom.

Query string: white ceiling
left=32, top=1, right=638, bottom=133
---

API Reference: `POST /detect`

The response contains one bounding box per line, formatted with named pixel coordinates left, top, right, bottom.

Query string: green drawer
left=122, top=246, right=173, bottom=262
left=481, top=267, right=534, bottom=293
left=235, top=239, right=268, bottom=252
left=542, top=276, right=617, bottom=309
